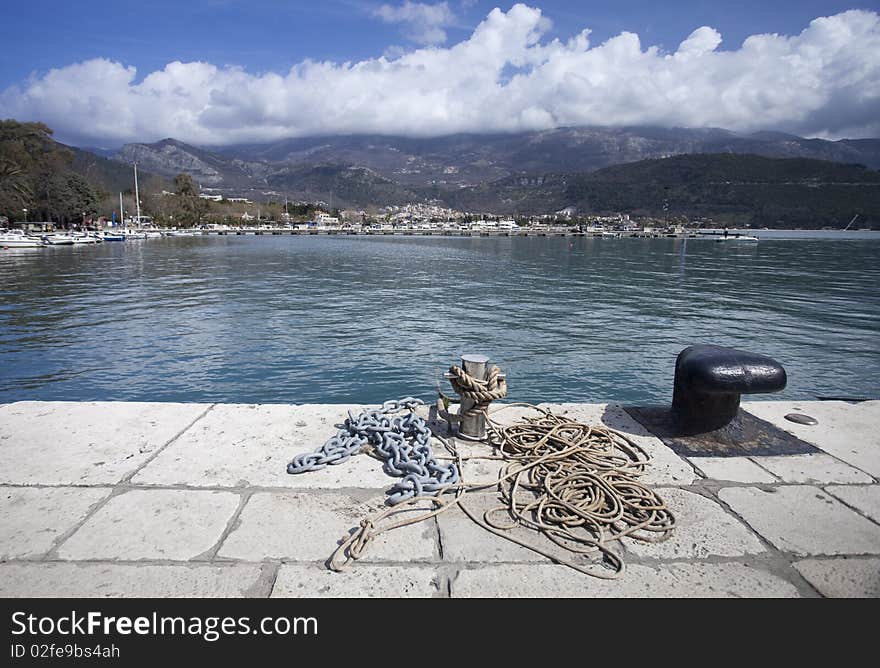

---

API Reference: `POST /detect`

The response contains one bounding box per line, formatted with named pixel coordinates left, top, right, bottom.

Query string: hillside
left=110, top=126, right=880, bottom=198
left=69, top=145, right=165, bottom=195
left=209, top=127, right=880, bottom=186
left=443, top=154, right=880, bottom=227
left=117, top=138, right=270, bottom=188
left=265, top=164, right=420, bottom=208
left=45, top=125, right=880, bottom=227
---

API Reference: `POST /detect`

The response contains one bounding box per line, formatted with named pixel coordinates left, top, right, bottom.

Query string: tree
left=171, top=173, right=209, bottom=226
left=0, top=120, right=99, bottom=223
left=33, top=172, right=99, bottom=224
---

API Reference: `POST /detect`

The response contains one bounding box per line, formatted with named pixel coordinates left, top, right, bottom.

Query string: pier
left=167, top=227, right=690, bottom=238
left=1, top=399, right=877, bottom=597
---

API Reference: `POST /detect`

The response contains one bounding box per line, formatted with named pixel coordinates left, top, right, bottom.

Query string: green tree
left=171, top=173, right=209, bottom=226
left=0, top=120, right=99, bottom=224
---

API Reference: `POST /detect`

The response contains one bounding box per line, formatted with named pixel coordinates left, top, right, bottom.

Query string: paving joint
left=201, top=490, right=253, bottom=560
left=120, top=403, right=217, bottom=483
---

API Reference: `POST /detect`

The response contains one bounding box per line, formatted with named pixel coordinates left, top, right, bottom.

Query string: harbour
left=2, top=0, right=879, bottom=611
left=1, top=233, right=878, bottom=406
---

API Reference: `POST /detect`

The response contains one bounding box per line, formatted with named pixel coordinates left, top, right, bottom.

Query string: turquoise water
left=1, top=234, right=878, bottom=405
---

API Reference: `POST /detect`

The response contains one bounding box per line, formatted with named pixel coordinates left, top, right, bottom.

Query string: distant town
left=8, top=192, right=737, bottom=237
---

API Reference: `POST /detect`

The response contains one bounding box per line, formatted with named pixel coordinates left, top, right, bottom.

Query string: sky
left=0, top=1, right=878, bottom=147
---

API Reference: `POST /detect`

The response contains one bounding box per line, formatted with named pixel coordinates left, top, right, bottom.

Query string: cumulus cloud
left=1, top=4, right=879, bottom=146
left=373, top=1, right=456, bottom=45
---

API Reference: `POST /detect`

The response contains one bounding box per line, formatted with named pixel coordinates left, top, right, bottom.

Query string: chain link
left=287, top=397, right=459, bottom=505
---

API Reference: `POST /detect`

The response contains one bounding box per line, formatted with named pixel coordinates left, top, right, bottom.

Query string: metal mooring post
left=458, top=353, right=489, bottom=441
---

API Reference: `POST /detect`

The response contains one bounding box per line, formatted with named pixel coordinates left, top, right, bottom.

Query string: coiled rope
left=319, top=399, right=675, bottom=579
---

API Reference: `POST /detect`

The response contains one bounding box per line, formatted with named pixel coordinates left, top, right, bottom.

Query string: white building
left=315, top=213, right=339, bottom=226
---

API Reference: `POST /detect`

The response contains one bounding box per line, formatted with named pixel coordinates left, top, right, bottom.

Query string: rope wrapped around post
left=447, top=364, right=508, bottom=418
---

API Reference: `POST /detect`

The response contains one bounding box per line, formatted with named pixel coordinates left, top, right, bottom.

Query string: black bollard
left=624, top=344, right=817, bottom=457
left=671, top=344, right=787, bottom=435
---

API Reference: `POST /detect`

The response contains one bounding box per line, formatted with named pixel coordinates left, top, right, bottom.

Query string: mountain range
left=60, top=125, right=880, bottom=226
left=109, top=127, right=880, bottom=198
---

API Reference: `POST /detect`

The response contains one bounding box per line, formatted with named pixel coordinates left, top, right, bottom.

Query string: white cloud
left=2, top=4, right=879, bottom=146
left=373, top=1, right=456, bottom=45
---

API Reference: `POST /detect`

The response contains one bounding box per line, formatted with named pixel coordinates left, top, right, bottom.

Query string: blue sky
left=1, top=1, right=878, bottom=144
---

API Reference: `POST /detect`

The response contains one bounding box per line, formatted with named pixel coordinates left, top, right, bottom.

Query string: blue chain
left=287, top=397, right=459, bottom=505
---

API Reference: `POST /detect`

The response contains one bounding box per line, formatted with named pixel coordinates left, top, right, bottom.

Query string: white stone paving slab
left=452, top=562, right=801, bottom=598
left=57, top=489, right=240, bottom=560
left=689, top=457, right=779, bottom=483
left=794, top=558, right=880, bottom=598
left=744, top=400, right=880, bottom=478
left=0, top=486, right=111, bottom=559
left=133, top=403, right=396, bottom=489
left=217, top=491, right=438, bottom=562
left=541, top=403, right=697, bottom=485
left=0, top=563, right=264, bottom=597
left=756, top=454, right=873, bottom=484
left=0, top=401, right=210, bottom=485
left=719, top=486, right=880, bottom=556
left=452, top=442, right=505, bottom=488
left=825, top=485, right=880, bottom=524
left=271, top=564, right=443, bottom=597
left=625, top=488, right=765, bottom=559
left=436, top=492, right=593, bottom=564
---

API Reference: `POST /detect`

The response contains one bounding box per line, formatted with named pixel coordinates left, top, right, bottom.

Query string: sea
left=1, top=230, right=878, bottom=406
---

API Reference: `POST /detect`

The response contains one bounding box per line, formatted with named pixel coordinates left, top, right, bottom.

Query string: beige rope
left=329, top=402, right=675, bottom=579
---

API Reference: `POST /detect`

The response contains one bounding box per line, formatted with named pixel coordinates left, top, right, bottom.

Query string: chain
left=286, top=397, right=459, bottom=505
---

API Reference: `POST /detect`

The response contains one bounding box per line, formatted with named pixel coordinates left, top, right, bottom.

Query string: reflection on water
left=1, top=235, right=878, bottom=404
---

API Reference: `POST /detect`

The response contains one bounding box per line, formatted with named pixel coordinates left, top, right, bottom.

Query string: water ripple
left=1, top=235, right=878, bottom=404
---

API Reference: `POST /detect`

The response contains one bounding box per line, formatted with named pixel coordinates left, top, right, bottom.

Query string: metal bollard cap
left=461, top=354, right=490, bottom=364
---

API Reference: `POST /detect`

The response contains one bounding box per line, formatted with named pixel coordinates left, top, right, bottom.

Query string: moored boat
left=0, top=231, right=47, bottom=248
left=716, top=234, right=759, bottom=242
left=71, top=233, right=102, bottom=244
left=40, top=233, right=76, bottom=245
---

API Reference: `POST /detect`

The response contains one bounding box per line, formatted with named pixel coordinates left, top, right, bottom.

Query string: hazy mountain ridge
left=112, top=126, right=880, bottom=196
left=442, top=154, right=880, bottom=227
left=117, top=139, right=266, bottom=189
left=68, top=126, right=879, bottom=224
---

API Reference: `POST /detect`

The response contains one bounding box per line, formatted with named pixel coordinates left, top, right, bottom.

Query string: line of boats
left=0, top=229, right=166, bottom=248
left=2, top=226, right=762, bottom=249
left=713, top=234, right=759, bottom=243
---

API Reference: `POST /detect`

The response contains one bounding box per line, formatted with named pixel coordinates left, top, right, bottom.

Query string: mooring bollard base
left=457, top=354, right=490, bottom=441
left=624, top=405, right=820, bottom=457
left=624, top=343, right=810, bottom=456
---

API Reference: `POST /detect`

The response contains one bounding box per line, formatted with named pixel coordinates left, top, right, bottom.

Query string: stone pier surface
left=0, top=399, right=878, bottom=598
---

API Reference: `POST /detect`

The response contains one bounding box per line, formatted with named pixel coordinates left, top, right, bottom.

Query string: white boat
left=97, top=231, right=126, bottom=241
left=41, top=233, right=76, bottom=245
left=0, top=231, right=47, bottom=248
left=71, top=233, right=102, bottom=244
left=716, top=234, right=759, bottom=242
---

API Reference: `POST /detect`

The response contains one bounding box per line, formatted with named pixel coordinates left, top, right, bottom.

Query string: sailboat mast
left=119, top=192, right=124, bottom=226
left=133, top=162, right=141, bottom=225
